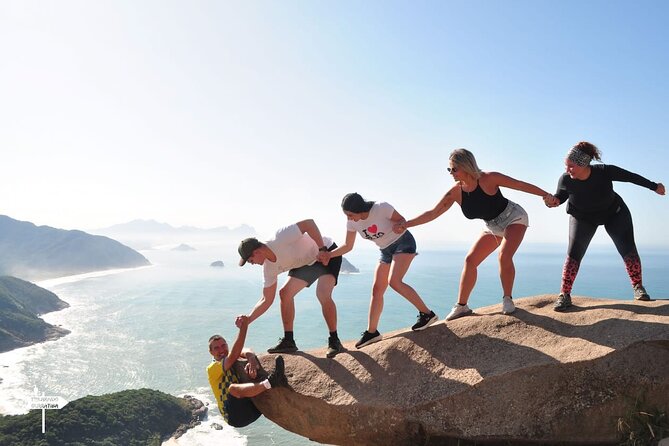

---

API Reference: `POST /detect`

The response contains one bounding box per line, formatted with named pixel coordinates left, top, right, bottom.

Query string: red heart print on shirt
left=367, top=224, right=378, bottom=234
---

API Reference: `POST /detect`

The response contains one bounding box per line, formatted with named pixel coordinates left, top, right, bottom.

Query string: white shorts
left=483, top=200, right=529, bottom=237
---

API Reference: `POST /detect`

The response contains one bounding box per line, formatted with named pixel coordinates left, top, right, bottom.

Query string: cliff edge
left=254, top=295, right=669, bottom=445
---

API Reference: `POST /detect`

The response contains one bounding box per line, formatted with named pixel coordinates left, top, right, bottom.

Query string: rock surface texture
left=254, top=295, right=669, bottom=445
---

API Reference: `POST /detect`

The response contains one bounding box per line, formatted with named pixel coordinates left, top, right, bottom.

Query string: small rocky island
left=210, top=260, right=224, bottom=267
left=341, top=257, right=359, bottom=273
left=172, top=244, right=196, bottom=252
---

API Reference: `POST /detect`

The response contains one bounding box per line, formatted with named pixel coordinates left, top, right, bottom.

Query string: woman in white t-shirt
left=319, top=192, right=438, bottom=349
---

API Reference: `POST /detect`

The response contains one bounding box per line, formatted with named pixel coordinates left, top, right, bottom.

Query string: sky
left=1, top=0, right=668, bottom=248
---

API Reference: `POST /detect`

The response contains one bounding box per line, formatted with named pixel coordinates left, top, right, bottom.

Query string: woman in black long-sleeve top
left=546, top=141, right=665, bottom=311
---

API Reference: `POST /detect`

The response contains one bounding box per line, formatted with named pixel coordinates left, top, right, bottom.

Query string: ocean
left=0, top=242, right=667, bottom=445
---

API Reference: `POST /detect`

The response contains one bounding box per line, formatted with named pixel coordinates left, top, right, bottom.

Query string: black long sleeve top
left=554, top=164, right=657, bottom=224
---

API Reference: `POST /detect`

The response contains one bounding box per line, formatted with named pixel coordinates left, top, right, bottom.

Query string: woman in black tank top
left=397, top=148, right=553, bottom=321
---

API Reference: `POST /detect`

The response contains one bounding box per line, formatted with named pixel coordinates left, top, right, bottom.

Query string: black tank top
left=460, top=181, right=509, bottom=221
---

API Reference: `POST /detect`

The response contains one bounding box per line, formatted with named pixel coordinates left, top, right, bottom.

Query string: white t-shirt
left=262, top=224, right=333, bottom=288
left=346, top=202, right=403, bottom=249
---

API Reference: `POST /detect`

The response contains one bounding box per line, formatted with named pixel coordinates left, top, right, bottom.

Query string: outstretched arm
left=224, top=316, right=249, bottom=371
left=318, top=230, right=356, bottom=265
left=399, top=185, right=459, bottom=231
left=490, top=172, right=551, bottom=198
left=246, top=283, right=277, bottom=324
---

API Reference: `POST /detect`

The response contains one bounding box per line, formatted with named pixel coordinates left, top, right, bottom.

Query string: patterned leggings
left=560, top=201, right=641, bottom=294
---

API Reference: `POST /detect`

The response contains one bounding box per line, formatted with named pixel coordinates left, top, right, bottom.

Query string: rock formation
left=341, top=257, right=359, bottom=273
left=252, top=295, right=669, bottom=445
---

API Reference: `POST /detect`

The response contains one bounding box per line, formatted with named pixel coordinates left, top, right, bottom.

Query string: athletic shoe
left=502, top=296, right=516, bottom=315
left=326, top=336, right=345, bottom=358
left=267, top=337, right=298, bottom=354
left=355, top=330, right=382, bottom=349
left=633, top=284, right=651, bottom=301
left=444, top=304, right=472, bottom=321
left=553, top=293, right=572, bottom=312
left=411, top=310, right=439, bottom=331
left=267, top=356, right=288, bottom=388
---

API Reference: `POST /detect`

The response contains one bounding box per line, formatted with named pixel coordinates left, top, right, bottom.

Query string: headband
left=566, top=147, right=592, bottom=167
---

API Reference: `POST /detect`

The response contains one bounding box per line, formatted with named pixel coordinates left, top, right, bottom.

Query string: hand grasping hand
left=392, top=221, right=407, bottom=233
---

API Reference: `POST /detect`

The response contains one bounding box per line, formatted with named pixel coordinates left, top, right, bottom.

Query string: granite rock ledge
left=254, top=295, right=669, bottom=445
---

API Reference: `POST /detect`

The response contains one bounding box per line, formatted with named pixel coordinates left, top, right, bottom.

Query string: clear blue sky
left=1, top=1, right=667, bottom=247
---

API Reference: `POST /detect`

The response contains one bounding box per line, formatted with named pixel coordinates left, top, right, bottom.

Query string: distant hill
left=0, top=276, right=70, bottom=353
left=0, top=215, right=150, bottom=281
left=91, top=219, right=256, bottom=250
left=172, top=244, right=196, bottom=252
left=0, top=389, right=205, bottom=445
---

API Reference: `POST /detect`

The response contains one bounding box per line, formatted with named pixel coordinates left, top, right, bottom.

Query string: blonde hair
left=449, top=148, right=482, bottom=179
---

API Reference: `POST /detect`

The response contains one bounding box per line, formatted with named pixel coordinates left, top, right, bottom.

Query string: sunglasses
left=447, top=167, right=458, bottom=173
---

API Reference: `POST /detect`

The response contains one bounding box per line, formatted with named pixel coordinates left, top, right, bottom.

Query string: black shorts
left=288, top=243, right=342, bottom=287
left=224, top=395, right=262, bottom=427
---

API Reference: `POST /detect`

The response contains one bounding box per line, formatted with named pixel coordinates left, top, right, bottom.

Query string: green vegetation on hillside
left=0, top=389, right=197, bottom=446
left=0, top=276, right=69, bottom=353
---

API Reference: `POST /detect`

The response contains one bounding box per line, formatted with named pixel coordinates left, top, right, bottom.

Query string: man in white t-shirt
left=237, top=219, right=344, bottom=358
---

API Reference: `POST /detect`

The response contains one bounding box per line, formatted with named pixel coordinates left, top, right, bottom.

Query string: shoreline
left=36, top=264, right=154, bottom=289
left=1, top=265, right=152, bottom=356
left=0, top=264, right=155, bottom=414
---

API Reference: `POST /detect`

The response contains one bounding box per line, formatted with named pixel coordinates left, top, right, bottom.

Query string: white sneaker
left=502, top=296, right=515, bottom=315
left=445, top=304, right=472, bottom=321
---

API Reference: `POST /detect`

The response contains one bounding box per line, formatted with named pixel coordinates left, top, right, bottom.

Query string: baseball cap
left=238, top=237, right=263, bottom=266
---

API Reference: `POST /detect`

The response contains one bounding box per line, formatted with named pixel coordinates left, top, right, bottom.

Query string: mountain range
left=0, top=215, right=150, bottom=281
left=90, top=219, right=256, bottom=250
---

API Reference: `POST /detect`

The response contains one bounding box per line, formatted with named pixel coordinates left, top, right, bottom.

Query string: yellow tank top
left=207, top=359, right=238, bottom=422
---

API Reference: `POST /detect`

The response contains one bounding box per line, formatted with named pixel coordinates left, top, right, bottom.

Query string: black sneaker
left=411, top=310, right=438, bottom=331
left=633, top=284, right=651, bottom=301
left=355, top=330, right=382, bottom=349
left=326, top=336, right=345, bottom=358
left=267, top=337, right=298, bottom=354
left=553, top=293, right=572, bottom=312
left=267, top=355, right=288, bottom=388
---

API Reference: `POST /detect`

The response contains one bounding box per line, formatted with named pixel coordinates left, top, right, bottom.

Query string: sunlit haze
left=2, top=1, right=667, bottom=248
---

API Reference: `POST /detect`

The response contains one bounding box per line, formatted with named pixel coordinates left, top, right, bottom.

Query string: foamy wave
left=0, top=345, right=44, bottom=415
left=162, top=390, right=247, bottom=446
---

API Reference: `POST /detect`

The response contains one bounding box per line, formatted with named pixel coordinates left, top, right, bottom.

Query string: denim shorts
left=379, top=231, right=417, bottom=264
left=484, top=200, right=529, bottom=237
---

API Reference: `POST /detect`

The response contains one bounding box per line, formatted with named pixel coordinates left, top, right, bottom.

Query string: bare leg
left=278, top=277, right=308, bottom=332
left=315, top=274, right=337, bottom=332
left=498, top=224, right=527, bottom=296
left=388, top=253, right=430, bottom=313
left=368, top=262, right=390, bottom=333
left=457, top=233, right=499, bottom=305
left=229, top=382, right=268, bottom=398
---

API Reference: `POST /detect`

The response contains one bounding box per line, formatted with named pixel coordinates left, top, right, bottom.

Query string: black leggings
left=561, top=199, right=643, bottom=293
left=567, top=200, right=637, bottom=261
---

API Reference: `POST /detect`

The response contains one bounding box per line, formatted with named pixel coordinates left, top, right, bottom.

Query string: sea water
left=0, top=242, right=667, bottom=445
